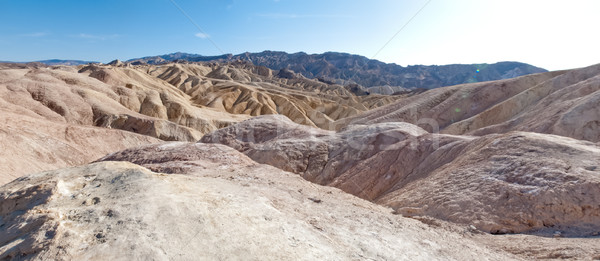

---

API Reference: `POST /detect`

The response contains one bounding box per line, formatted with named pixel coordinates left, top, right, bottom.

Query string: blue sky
left=1, top=0, right=599, bottom=70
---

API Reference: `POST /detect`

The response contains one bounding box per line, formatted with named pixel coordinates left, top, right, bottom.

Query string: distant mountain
left=128, top=51, right=547, bottom=89
left=0, top=59, right=97, bottom=66
left=36, top=59, right=97, bottom=66
left=128, top=52, right=232, bottom=65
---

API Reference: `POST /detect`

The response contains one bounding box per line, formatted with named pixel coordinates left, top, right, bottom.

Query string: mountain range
left=4, top=51, right=547, bottom=91
left=0, top=59, right=96, bottom=66
left=127, top=51, right=548, bottom=90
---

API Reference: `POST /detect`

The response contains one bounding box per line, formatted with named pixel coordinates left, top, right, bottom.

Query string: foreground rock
left=0, top=143, right=516, bottom=260
left=202, top=115, right=600, bottom=235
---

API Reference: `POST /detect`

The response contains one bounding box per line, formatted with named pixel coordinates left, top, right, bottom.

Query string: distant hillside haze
left=37, top=59, right=98, bottom=66
left=128, top=51, right=548, bottom=90
left=0, top=59, right=97, bottom=66
left=4, top=51, right=547, bottom=90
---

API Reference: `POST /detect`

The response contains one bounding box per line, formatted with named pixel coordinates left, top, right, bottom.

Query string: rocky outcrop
left=202, top=115, right=600, bottom=235
left=277, top=68, right=297, bottom=79
left=107, top=59, right=124, bottom=67
left=344, top=83, right=370, bottom=96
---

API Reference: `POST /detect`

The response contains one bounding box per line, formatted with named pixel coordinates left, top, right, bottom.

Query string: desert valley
left=0, top=53, right=599, bottom=260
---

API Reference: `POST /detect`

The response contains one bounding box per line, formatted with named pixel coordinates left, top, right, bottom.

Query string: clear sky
left=1, top=0, right=598, bottom=71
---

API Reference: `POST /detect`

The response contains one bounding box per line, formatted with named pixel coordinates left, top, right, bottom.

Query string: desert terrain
left=1, top=59, right=599, bottom=260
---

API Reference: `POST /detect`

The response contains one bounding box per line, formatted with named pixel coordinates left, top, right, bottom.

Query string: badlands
left=0, top=60, right=599, bottom=260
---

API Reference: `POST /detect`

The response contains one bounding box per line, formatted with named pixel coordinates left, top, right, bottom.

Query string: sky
left=0, top=0, right=599, bottom=71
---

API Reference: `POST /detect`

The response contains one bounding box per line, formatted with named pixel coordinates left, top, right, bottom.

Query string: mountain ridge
left=127, top=51, right=547, bottom=90
left=2, top=51, right=547, bottom=90
left=0, top=59, right=97, bottom=66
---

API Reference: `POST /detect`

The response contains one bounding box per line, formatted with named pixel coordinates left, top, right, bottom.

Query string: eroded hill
left=0, top=61, right=399, bottom=182
left=337, top=63, right=600, bottom=142
left=202, top=115, right=600, bottom=236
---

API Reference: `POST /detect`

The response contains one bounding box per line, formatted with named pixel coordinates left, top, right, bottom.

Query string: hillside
left=202, top=115, right=600, bottom=236
left=336, top=63, right=600, bottom=142
left=0, top=144, right=521, bottom=260
left=5, top=142, right=600, bottom=260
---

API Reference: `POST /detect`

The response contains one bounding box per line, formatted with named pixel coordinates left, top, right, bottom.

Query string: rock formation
left=0, top=110, right=158, bottom=185
left=0, top=61, right=400, bottom=142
